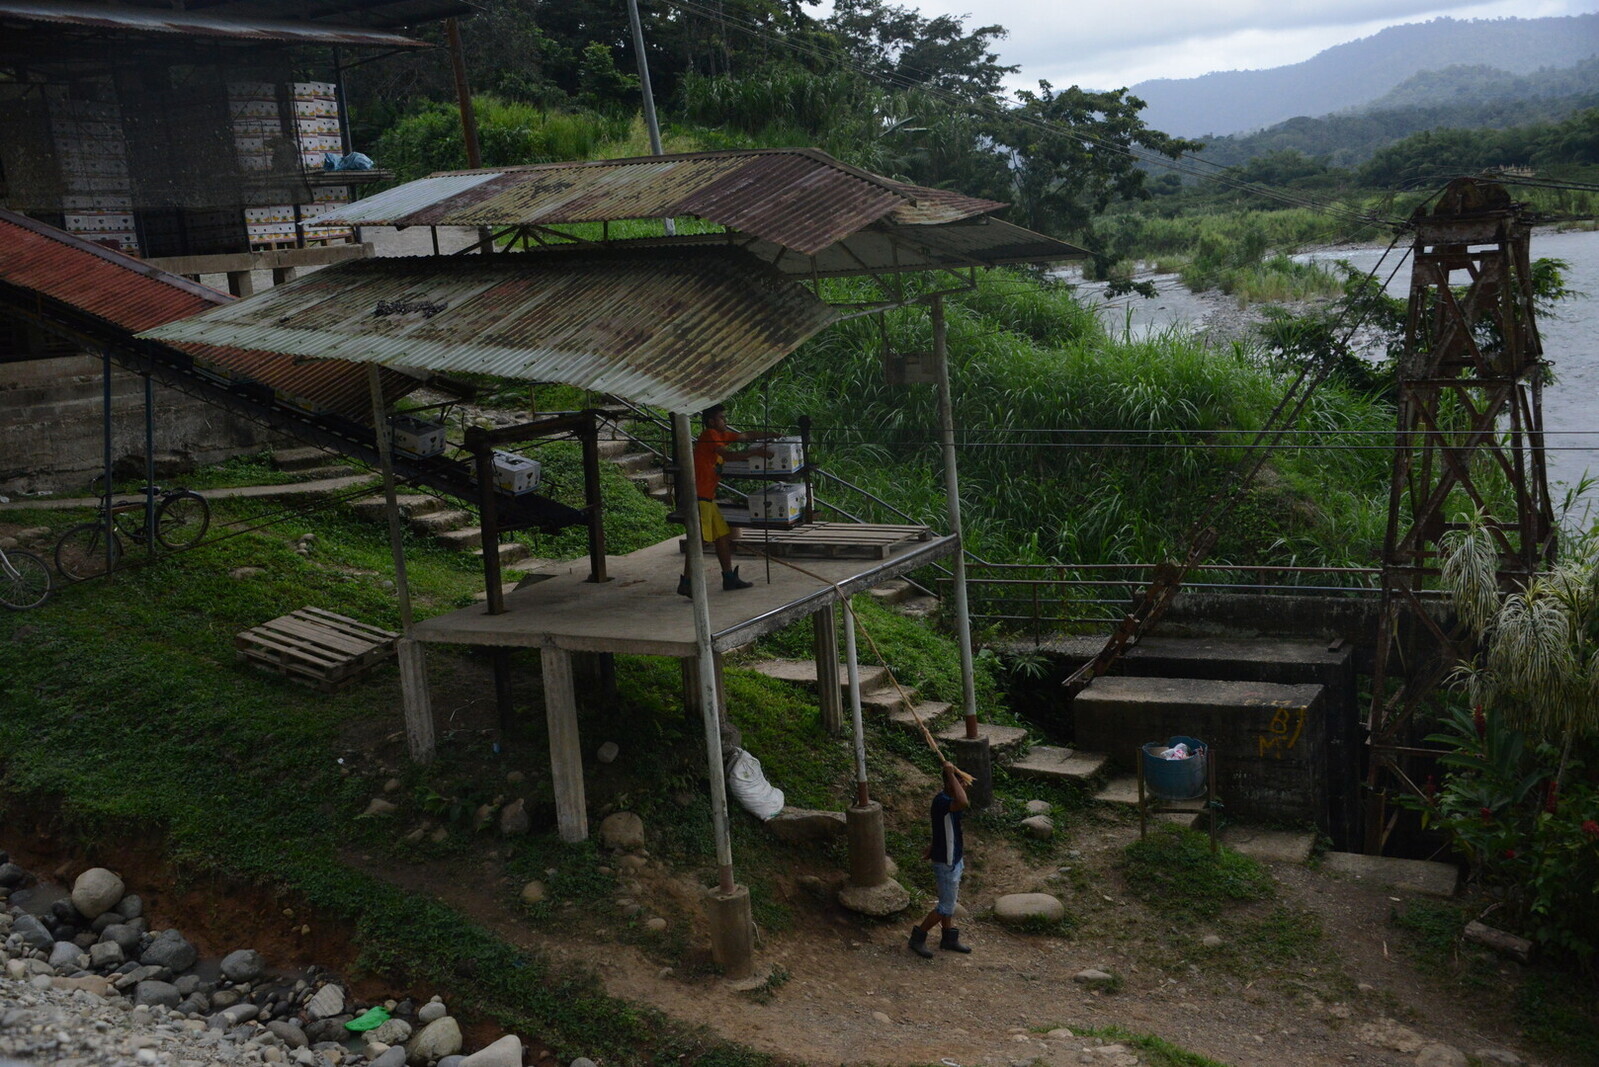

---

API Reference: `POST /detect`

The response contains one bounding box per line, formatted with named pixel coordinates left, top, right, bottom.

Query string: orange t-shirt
left=693, top=426, right=740, bottom=499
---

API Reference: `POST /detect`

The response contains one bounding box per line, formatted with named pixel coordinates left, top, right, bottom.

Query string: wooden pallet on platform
left=235, top=606, right=398, bottom=690
left=737, top=522, right=934, bottom=560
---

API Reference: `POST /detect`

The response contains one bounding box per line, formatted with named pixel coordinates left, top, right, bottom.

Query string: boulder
left=134, top=980, right=182, bottom=1009
left=220, top=949, right=266, bottom=983
left=498, top=799, right=529, bottom=837
left=597, top=812, right=645, bottom=852
left=417, top=999, right=448, bottom=1025
left=48, top=941, right=85, bottom=971
left=370, top=1047, right=408, bottom=1067
left=407, top=1017, right=463, bottom=1065
left=99, top=923, right=143, bottom=955
left=518, top=881, right=546, bottom=907
left=268, top=1022, right=309, bottom=1049
left=992, top=893, right=1066, bottom=925
left=12, top=914, right=54, bottom=952
left=1019, top=815, right=1054, bottom=840
left=71, top=868, right=125, bottom=921
left=460, top=1035, right=522, bottom=1067
left=89, top=941, right=125, bottom=969
left=367, top=1019, right=413, bottom=1046
left=304, top=984, right=345, bottom=1021
left=50, top=974, right=112, bottom=998
left=140, top=929, right=197, bottom=973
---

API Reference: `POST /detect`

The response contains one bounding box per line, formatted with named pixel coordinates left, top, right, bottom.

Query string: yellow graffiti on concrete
left=1257, top=702, right=1306, bottom=759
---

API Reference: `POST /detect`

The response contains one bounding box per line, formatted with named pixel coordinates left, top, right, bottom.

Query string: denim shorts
left=931, top=859, right=963, bottom=916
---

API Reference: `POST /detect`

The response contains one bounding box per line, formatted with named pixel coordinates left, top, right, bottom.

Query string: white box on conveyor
left=746, top=482, right=805, bottom=523
left=721, top=435, right=804, bottom=476
left=493, top=451, right=541, bottom=495
left=385, top=415, right=446, bottom=459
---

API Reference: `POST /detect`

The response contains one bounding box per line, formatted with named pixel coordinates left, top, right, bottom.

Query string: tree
left=825, top=0, right=1016, bottom=99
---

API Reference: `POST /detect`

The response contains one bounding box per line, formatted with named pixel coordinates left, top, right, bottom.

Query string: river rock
left=460, top=1034, right=522, bottom=1067
left=0, top=862, right=29, bottom=887
left=597, top=812, right=645, bottom=851
left=417, top=999, right=448, bottom=1024
left=370, top=1047, right=408, bottom=1067
left=368, top=1018, right=413, bottom=1046
left=99, top=923, right=143, bottom=955
left=210, top=988, right=240, bottom=1009
left=499, top=799, right=529, bottom=837
left=1024, top=799, right=1052, bottom=815
left=141, top=929, right=197, bottom=973
left=49, top=941, right=86, bottom=971
left=268, top=1022, right=309, bottom=1049
left=364, top=798, right=398, bottom=817
left=50, top=974, right=112, bottom=998
left=213, top=1002, right=259, bottom=1027
left=70, top=868, right=125, bottom=920
left=134, top=980, right=182, bottom=1009
left=437, top=1057, right=463, bottom=1067
left=1019, top=815, right=1054, bottom=840
left=221, top=949, right=266, bottom=983
left=118, top=893, right=144, bottom=919
left=88, top=941, right=125, bottom=969
left=993, top=893, right=1065, bottom=925
left=1473, top=1050, right=1524, bottom=1065
left=596, top=741, right=620, bottom=764
left=304, top=983, right=345, bottom=1020
left=1416, top=1045, right=1468, bottom=1067
left=519, top=881, right=546, bottom=906
left=13, top=914, right=54, bottom=951
left=407, top=1016, right=463, bottom=1064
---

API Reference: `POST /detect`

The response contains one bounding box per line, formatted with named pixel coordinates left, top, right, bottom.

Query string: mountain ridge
left=1128, top=14, right=1599, bottom=137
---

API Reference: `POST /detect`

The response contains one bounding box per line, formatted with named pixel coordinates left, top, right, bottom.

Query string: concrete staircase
left=270, top=445, right=361, bottom=482
left=348, top=493, right=554, bottom=595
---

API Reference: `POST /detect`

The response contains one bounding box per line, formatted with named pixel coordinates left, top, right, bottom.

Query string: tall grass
left=378, top=96, right=632, bottom=181
left=727, top=268, right=1394, bottom=572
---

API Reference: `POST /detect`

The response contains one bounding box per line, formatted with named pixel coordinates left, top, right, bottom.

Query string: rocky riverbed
left=0, top=854, right=571, bottom=1067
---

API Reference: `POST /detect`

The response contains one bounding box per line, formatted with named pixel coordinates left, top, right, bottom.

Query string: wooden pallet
left=737, top=522, right=934, bottom=559
left=235, top=606, right=398, bottom=690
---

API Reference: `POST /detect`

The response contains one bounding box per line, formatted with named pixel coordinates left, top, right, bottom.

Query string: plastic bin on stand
left=1136, top=735, right=1218, bottom=851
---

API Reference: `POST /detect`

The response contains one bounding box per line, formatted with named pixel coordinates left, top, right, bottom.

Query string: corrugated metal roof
left=0, top=0, right=430, bottom=46
left=0, top=208, right=419, bottom=420
left=139, top=247, right=840, bottom=413
left=324, top=149, right=1005, bottom=257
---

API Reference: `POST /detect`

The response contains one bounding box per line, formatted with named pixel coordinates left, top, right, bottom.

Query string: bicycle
left=54, top=484, right=210, bottom=582
left=0, top=543, right=52, bottom=609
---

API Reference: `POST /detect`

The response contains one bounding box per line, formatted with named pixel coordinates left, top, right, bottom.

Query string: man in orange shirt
left=678, top=403, right=776, bottom=596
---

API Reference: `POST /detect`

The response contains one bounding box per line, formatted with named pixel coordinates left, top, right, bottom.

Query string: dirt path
left=364, top=804, right=1549, bottom=1067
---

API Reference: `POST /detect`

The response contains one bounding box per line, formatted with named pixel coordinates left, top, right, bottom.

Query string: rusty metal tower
left=1364, top=177, right=1557, bottom=850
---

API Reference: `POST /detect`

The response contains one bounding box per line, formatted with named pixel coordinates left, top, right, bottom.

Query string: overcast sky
left=830, top=0, right=1599, bottom=92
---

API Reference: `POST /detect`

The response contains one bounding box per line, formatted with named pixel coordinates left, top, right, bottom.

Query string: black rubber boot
left=908, top=926, right=934, bottom=959
left=722, top=567, right=753, bottom=591
left=677, top=575, right=691, bottom=598
left=940, top=927, right=972, bottom=953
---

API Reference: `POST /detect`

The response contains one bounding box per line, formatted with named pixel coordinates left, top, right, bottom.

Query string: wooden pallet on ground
left=737, top=522, right=934, bottom=559
left=235, top=606, right=398, bottom=690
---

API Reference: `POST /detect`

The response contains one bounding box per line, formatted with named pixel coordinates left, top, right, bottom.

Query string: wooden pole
left=813, top=604, right=842, bottom=736
left=932, top=295, right=978, bottom=734
left=445, top=18, right=481, bottom=169
left=541, top=645, right=588, bottom=843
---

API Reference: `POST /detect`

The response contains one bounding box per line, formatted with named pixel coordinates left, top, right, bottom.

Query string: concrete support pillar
left=226, top=271, right=254, bottom=298
left=949, top=736, right=993, bottom=810
left=813, top=605, right=843, bottom=736
left=541, top=646, right=588, bottom=843
left=271, top=266, right=297, bottom=286
left=705, top=883, right=754, bottom=980
left=397, top=639, right=434, bottom=764
left=845, top=801, right=888, bottom=887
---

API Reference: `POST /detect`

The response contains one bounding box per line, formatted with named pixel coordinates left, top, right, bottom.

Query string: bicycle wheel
left=155, top=491, right=210, bottom=550
left=55, top=523, right=121, bottom=581
left=0, top=549, right=52, bottom=610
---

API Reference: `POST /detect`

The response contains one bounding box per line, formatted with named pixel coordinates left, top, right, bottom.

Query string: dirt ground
left=364, top=765, right=1559, bottom=1067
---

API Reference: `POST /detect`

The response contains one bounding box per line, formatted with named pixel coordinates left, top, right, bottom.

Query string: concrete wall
left=1, top=354, right=280, bottom=494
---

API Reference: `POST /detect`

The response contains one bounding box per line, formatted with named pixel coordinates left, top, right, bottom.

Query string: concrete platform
left=1322, top=852, right=1459, bottom=897
left=1220, top=826, right=1317, bottom=864
left=413, top=533, right=959, bottom=656
left=936, top=721, right=1029, bottom=759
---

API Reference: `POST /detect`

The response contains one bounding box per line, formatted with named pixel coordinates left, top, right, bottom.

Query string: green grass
left=1055, top=1024, right=1233, bottom=1067
left=1121, top=826, right=1274, bottom=920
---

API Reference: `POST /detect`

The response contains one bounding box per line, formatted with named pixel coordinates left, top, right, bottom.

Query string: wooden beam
left=541, top=646, right=588, bottom=843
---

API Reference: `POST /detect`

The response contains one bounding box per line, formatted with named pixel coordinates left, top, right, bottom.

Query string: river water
left=1069, top=229, right=1599, bottom=501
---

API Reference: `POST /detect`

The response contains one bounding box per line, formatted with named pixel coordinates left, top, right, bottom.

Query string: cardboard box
left=61, top=194, right=132, bottom=211
left=231, top=100, right=279, bottom=119
left=722, top=435, right=804, bottom=476
left=290, top=81, right=337, bottom=99
left=385, top=415, right=447, bottom=459
left=312, top=186, right=351, bottom=204
left=295, top=117, right=340, bottom=136
left=492, top=451, right=541, bottom=495
left=63, top=212, right=134, bottom=232
left=244, top=204, right=295, bottom=224
left=745, top=482, right=805, bottom=524
left=292, top=99, right=336, bottom=119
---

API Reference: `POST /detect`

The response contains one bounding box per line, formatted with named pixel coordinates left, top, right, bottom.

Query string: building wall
left=1, top=353, right=280, bottom=494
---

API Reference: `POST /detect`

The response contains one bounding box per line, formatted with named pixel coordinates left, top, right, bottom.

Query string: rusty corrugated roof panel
left=323, top=149, right=944, bottom=256
left=139, top=247, right=839, bottom=413
left=0, top=0, right=431, bottom=45
left=0, top=208, right=419, bottom=419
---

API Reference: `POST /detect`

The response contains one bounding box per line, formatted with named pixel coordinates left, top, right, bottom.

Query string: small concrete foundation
left=705, top=883, right=755, bottom=980
left=845, top=801, right=888, bottom=887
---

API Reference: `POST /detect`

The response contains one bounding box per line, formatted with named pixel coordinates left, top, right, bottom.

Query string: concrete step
left=1322, top=852, right=1458, bottom=897
left=351, top=494, right=447, bottom=521
left=435, top=527, right=483, bottom=551
left=858, top=682, right=917, bottom=715
left=596, top=438, right=633, bottom=458
left=1095, top=775, right=1207, bottom=828
left=410, top=508, right=472, bottom=534
left=885, top=700, right=955, bottom=734
left=476, top=541, right=530, bottom=564
left=288, top=464, right=357, bottom=482
left=1008, top=745, right=1109, bottom=784
left=612, top=451, right=663, bottom=474
left=629, top=470, right=667, bottom=492
left=649, top=486, right=675, bottom=504
left=897, top=594, right=940, bottom=619
left=936, top=721, right=1030, bottom=760
left=506, top=556, right=557, bottom=575
left=867, top=579, right=914, bottom=605
left=272, top=446, right=332, bottom=471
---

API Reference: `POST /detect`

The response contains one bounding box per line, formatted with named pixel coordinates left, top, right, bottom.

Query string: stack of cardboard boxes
left=51, top=94, right=138, bottom=254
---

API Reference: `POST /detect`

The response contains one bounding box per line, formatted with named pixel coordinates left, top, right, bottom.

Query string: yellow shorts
left=697, top=499, right=731, bottom=542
